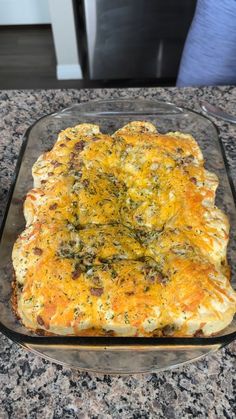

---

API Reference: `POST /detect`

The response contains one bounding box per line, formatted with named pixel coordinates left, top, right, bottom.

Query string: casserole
left=0, top=99, right=236, bottom=373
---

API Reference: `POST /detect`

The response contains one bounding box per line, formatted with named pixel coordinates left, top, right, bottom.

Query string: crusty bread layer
left=12, top=122, right=236, bottom=336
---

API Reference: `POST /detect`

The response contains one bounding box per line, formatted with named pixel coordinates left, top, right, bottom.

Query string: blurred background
left=0, top=0, right=196, bottom=89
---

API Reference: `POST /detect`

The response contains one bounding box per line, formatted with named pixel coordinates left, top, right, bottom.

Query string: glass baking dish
left=0, top=99, right=235, bottom=374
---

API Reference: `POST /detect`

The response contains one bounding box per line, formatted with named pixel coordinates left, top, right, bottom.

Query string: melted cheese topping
left=13, top=122, right=236, bottom=336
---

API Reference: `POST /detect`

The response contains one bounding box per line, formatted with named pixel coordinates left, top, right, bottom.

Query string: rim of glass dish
left=0, top=98, right=235, bottom=347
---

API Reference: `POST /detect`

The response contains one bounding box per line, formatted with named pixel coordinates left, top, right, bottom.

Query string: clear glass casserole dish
left=0, top=99, right=235, bottom=374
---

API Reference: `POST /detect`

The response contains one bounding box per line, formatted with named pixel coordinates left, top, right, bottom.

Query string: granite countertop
left=0, top=87, right=235, bottom=418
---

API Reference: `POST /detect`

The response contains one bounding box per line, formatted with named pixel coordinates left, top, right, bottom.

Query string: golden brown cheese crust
left=12, top=122, right=236, bottom=336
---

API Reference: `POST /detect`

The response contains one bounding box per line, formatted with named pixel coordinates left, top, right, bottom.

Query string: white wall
left=49, top=0, right=82, bottom=79
left=0, top=0, right=50, bottom=25
left=83, top=0, right=97, bottom=78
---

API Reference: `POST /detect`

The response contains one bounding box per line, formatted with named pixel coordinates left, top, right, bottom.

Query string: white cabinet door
left=0, top=0, right=50, bottom=25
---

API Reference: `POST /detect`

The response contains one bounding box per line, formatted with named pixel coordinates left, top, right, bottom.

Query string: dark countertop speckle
left=0, top=87, right=235, bottom=418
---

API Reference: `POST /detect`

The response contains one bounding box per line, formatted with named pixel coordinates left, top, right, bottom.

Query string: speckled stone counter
left=0, top=87, right=235, bottom=418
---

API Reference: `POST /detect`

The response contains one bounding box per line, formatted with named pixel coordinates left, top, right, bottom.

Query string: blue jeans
left=177, top=0, right=236, bottom=86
